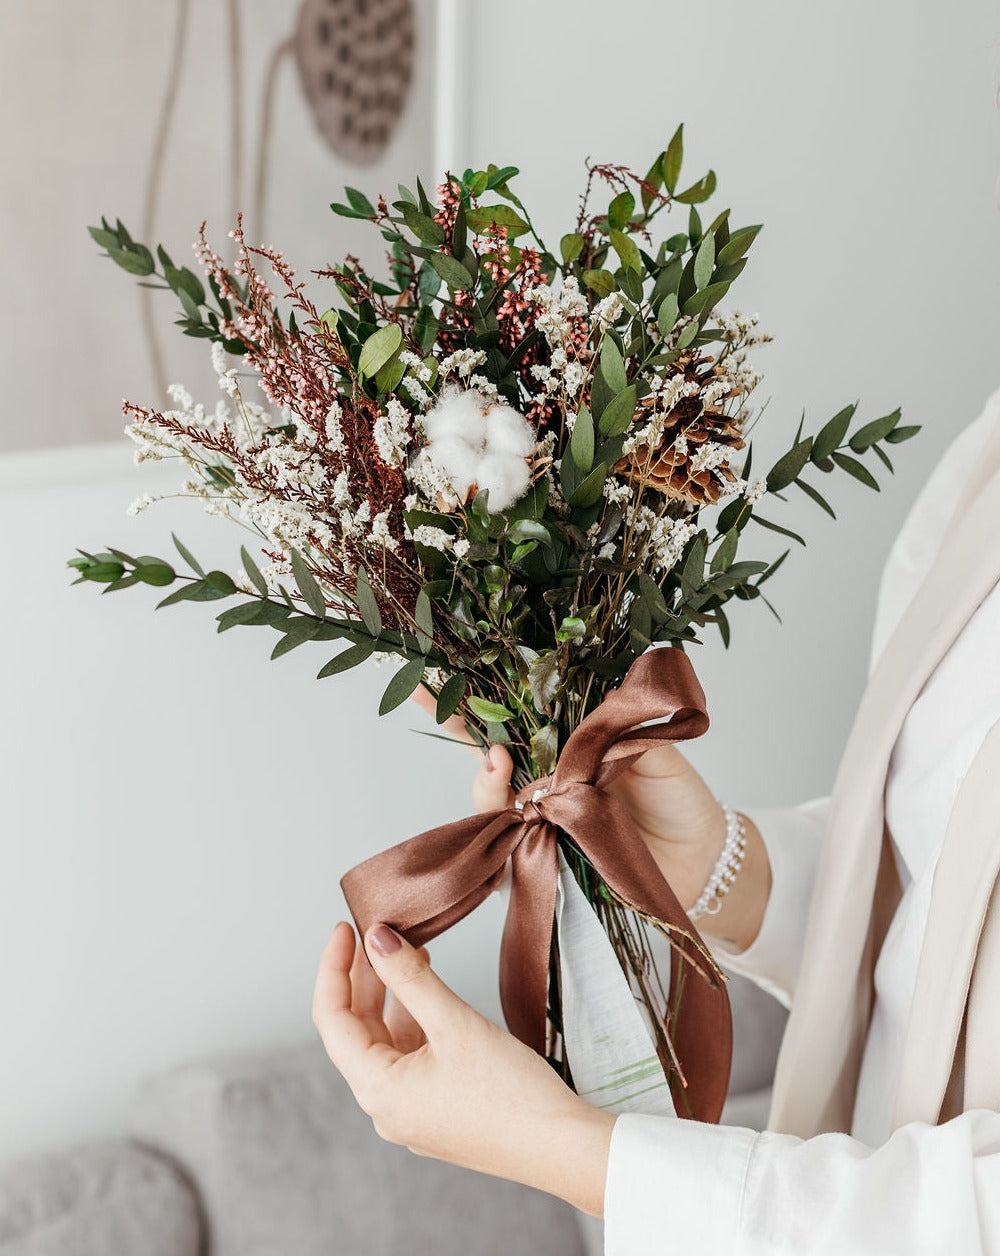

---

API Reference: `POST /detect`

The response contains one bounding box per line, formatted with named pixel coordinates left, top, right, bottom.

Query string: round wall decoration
left=295, top=0, right=415, bottom=165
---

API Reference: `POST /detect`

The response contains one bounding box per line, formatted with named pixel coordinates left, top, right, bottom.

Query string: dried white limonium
left=414, top=386, right=536, bottom=511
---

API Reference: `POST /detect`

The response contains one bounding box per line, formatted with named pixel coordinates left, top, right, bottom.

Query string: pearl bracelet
left=688, top=805, right=748, bottom=920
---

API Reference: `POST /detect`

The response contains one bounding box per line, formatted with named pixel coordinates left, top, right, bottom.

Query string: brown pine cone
left=613, top=353, right=746, bottom=505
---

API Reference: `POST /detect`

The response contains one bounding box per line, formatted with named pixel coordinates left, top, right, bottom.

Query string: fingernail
left=369, top=924, right=402, bottom=956
left=484, top=747, right=496, bottom=772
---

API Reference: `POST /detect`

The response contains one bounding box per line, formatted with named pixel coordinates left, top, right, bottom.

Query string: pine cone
left=613, top=353, right=746, bottom=506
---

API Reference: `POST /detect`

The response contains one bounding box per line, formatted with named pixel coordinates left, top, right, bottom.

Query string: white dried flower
left=127, top=492, right=156, bottom=516
left=411, top=524, right=454, bottom=552
left=591, top=292, right=623, bottom=331
left=745, top=476, right=768, bottom=504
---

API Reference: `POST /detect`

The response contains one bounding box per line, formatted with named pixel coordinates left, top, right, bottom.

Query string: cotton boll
left=484, top=403, right=536, bottom=458
left=476, top=451, right=532, bottom=511
left=421, top=386, right=487, bottom=444
left=427, top=435, right=481, bottom=496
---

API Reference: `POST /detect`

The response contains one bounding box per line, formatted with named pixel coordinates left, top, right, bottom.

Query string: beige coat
left=769, top=411, right=1000, bottom=1137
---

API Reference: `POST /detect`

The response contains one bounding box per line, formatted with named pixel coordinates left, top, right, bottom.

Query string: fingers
left=386, top=992, right=427, bottom=1053
left=472, top=743, right=515, bottom=813
left=349, top=930, right=387, bottom=1023
left=410, top=685, right=478, bottom=748
left=364, top=924, right=472, bottom=1043
left=312, top=923, right=383, bottom=1077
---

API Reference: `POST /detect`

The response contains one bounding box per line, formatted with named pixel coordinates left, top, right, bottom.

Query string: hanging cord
left=253, top=36, right=295, bottom=243
left=140, top=0, right=191, bottom=401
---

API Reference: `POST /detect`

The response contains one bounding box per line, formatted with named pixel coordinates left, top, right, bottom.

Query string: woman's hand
left=411, top=685, right=771, bottom=953
left=312, top=920, right=614, bottom=1216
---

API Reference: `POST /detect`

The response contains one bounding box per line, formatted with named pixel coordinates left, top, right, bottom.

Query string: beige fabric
left=769, top=414, right=1000, bottom=1138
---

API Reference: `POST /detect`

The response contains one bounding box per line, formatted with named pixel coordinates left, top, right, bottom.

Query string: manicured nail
left=369, top=924, right=402, bottom=956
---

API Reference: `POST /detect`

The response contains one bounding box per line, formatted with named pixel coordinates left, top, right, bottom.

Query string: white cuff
left=604, top=1113, right=758, bottom=1254
left=707, top=798, right=827, bottom=1008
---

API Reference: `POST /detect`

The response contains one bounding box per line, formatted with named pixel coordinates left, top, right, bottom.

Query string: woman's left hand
left=312, top=920, right=615, bottom=1216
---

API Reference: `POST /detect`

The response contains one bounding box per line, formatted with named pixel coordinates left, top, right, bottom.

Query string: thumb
left=472, top=743, right=515, bottom=813
left=365, top=924, right=471, bottom=1041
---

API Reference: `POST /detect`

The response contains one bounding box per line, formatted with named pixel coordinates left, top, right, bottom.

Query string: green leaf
left=693, top=232, right=715, bottom=290
left=507, top=519, right=553, bottom=546
left=400, top=203, right=446, bottom=245
left=673, top=170, right=717, bottom=204
left=717, top=225, right=762, bottom=266
left=766, top=438, right=813, bottom=492
left=662, top=125, right=684, bottom=194
left=609, top=229, right=641, bottom=273
left=414, top=589, right=434, bottom=652
left=317, top=640, right=377, bottom=678
left=582, top=269, right=616, bottom=298
left=675, top=320, right=699, bottom=349
left=355, top=566, right=383, bottom=634
left=379, top=659, right=425, bottom=715
left=751, top=514, right=806, bottom=546
left=172, top=533, right=204, bottom=576
left=436, top=673, right=467, bottom=724
left=290, top=549, right=327, bottom=618
left=832, top=450, right=880, bottom=490
left=240, top=546, right=268, bottom=597
left=88, top=225, right=119, bottom=250
left=430, top=252, right=474, bottom=290
left=465, top=204, right=530, bottom=236
left=107, top=244, right=154, bottom=275
left=597, top=384, right=637, bottom=437
left=358, top=322, right=403, bottom=380
left=528, top=651, right=561, bottom=710
left=657, top=293, right=679, bottom=337
left=530, top=725, right=559, bottom=776
left=203, top=570, right=238, bottom=597
left=600, top=336, right=628, bottom=393
left=884, top=424, right=921, bottom=444
left=561, top=233, right=585, bottom=265
left=711, top=528, right=739, bottom=573
left=811, top=404, right=856, bottom=462
left=795, top=478, right=837, bottom=518
left=569, top=462, right=607, bottom=508
left=468, top=695, right=514, bottom=724
left=346, top=185, right=376, bottom=216
left=216, top=600, right=271, bottom=632
left=682, top=278, right=731, bottom=318
left=608, top=191, right=635, bottom=230
left=848, top=408, right=902, bottom=452
left=134, top=558, right=176, bottom=586
left=570, top=404, right=595, bottom=472
left=271, top=617, right=322, bottom=658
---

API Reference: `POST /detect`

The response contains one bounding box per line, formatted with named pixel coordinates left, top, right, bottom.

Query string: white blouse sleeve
left=605, top=1108, right=1000, bottom=1254
left=704, top=798, right=828, bottom=1009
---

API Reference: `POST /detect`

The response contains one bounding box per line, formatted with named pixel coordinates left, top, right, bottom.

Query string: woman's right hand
left=472, top=740, right=772, bottom=954
left=410, top=686, right=772, bottom=953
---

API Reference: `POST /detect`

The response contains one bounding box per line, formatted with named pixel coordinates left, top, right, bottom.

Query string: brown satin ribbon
left=341, top=646, right=733, bottom=1122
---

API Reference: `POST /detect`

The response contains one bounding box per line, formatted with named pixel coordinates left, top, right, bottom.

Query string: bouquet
left=71, top=126, right=918, bottom=1119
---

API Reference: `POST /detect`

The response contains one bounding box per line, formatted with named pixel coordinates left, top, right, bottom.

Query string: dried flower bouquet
left=71, top=127, right=918, bottom=1111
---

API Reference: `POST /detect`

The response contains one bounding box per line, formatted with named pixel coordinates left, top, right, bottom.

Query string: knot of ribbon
left=341, top=646, right=733, bottom=1122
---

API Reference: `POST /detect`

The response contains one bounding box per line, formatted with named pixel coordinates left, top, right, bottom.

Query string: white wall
left=454, top=0, right=1000, bottom=804
left=0, top=444, right=505, bottom=1160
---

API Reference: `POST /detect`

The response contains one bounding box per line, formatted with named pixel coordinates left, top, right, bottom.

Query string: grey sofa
left=0, top=976, right=783, bottom=1256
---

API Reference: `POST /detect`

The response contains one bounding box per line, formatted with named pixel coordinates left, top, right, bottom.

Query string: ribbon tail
left=499, top=823, right=559, bottom=1055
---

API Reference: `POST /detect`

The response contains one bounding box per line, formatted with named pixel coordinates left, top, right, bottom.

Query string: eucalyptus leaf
left=358, top=322, right=403, bottom=380
left=317, top=640, right=377, bottom=678
left=436, top=673, right=467, bottom=724
left=355, top=566, right=383, bottom=634
left=379, top=659, right=425, bottom=715
left=290, top=549, right=327, bottom=618
left=597, top=385, right=637, bottom=437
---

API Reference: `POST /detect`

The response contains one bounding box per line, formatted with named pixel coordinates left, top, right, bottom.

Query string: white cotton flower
left=417, top=386, right=535, bottom=511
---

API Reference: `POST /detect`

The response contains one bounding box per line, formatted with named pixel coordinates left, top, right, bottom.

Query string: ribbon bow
left=341, top=646, right=732, bottom=1122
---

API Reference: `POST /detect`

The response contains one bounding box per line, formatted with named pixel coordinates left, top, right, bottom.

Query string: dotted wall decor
left=295, top=0, right=415, bottom=165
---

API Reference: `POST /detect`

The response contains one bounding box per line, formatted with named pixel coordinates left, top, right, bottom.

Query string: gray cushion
left=129, top=1042, right=586, bottom=1256
left=0, top=1140, right=201, bottom=1256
